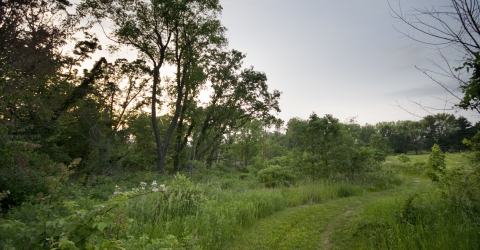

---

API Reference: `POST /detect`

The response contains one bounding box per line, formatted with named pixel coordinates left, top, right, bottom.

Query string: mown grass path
left=228, top=177, right=431, bottom=250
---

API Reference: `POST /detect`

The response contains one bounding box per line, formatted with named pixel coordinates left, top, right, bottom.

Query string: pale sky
left=218, top=0, right=480, bottom=125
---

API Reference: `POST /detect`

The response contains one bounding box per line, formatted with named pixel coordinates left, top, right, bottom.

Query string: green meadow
left=2, top=151, right=480, bottom=249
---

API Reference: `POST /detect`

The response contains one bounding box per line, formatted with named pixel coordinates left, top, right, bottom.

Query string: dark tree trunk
left=152, top=66, right=164, bottom=174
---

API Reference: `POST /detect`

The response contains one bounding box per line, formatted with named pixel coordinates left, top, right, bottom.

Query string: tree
left=306, top=113, right=344, bottom=179
left=358, top=123, right=377, bottom=146
left=0, top=0, right=81, bottom=146
left=369, top=134, right=391, bottom=160
left=427, top=143, right=446, bottom=181
left=222, top=120, right=263, bottom=168
left=285, top=117, right=309, bottom=150
left=0, top=0, right=109, bottom=208
left=184, top=49, right=281, bottom=167
left=451, top=116, right=478, bottom=150
left=79, top=0, right=226, bottom=173
left=405, top=120, right=426, bottom=154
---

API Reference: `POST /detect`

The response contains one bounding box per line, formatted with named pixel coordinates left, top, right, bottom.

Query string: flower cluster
left=114, top=181, right=166, bottom=195
left=150, top=180, right=167, bottom=192
left=94, top=204, right=105, bottom=212
left=113, top=185, right=122, bottom=195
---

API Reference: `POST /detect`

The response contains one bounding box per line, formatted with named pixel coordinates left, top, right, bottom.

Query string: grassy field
left=386, top=151, right=473, bottom=168
left=226, top=153, right=480, bottom=250
left=1, top=153, right=478, bottom=249
left=226, top=176, right=425, bottom=250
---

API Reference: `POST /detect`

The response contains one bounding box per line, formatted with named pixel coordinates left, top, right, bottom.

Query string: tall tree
left=185, top=49, right=281, bottom=167
left=79, top=0, right=225, bottom=173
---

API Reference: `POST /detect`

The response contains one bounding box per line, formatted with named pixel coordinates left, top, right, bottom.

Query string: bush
left=426, top=144, right=446, bottom=182
left=257, top=165, right=295, bottom=188
left=397, top=154, right=411, bottom=163
left=0, top=179, right=171, bottom=250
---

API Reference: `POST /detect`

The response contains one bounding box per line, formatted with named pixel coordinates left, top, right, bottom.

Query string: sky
left=217, top=0, right=480, bottom=125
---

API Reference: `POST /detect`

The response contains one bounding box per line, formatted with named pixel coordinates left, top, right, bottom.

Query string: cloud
left=379, top=42, right=436, bottom=71
left=387, top=84, right=458, bottom=98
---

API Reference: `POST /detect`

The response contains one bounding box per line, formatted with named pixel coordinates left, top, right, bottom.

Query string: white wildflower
left=140, top=182, right=147, bottom=190
left=94, top=204, right=105, bottom=211
left=152, top=187, right=159, bottom=192
left=114, top=185, right=122, bottom=195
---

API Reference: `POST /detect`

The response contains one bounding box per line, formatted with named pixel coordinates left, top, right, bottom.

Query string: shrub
left=0, top=143, right=61, bottom=211
left=397, top=154, right=411, bottom=163
left=0, top=179, right=170, bottom=249
left=427, top=144, right=446, bottom=182
left=257, top=165, right=295, bottom=188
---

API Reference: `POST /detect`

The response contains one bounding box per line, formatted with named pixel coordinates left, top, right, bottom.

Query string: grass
left=226, top=176, right=423, bottom=250
left=386, top=151, right=473, bottom=168
left=123, top=180, right=367, bottom=249
left=227, top=166, right=480, bottom=249
left=336, top=189, right=480, bottom=249
left=2, top=153, right=477, bottom=249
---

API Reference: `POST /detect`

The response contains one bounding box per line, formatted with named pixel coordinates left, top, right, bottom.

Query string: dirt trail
left=228, top=177, right=429, bottom=250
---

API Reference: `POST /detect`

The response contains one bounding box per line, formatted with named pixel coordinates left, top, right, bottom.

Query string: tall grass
left=124, top=180, right=366, bottom=249
left=341, top=191, right=480, bottom=249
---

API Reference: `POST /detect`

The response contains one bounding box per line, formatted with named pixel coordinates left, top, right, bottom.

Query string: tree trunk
left=152, top=67, right=164, bottom=174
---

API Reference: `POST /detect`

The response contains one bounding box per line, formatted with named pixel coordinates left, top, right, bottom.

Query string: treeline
left=216, top=113, right=478, bottom=183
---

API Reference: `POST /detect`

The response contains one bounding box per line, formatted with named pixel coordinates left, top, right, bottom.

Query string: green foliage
left=370, top=134, right=391, bottom=160
left=347, top=190, right=480, bottom=250
left=456, top=51, right=480, bottom=112
left=0, top=132, right=81, bottom=211
left=257, top=165, right=295, bottom=188
left=351, top=147, right=376, bottom=180
left=0, top=177, right=172, bottom=249
left=365, top=166, right=404, bottom=189
left=432, top=132, right=480, bottom=222
left=397, top=154, right=411, bottom=163
left=427, top=144, right=446, bottom=181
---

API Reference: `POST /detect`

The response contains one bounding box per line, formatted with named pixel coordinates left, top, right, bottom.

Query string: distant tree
left=452, top=116, right=478, bottom=150
left=285, top=117, right=309, bottom=150
left=390, top=121, right=411, bottom=154
left=306, top=113, right=344, bottom=179
left=358, top=124, right=377, bottom=146
left=405, top=120, right=426, bottom=154
left=369, top=134, right=391, bottom=161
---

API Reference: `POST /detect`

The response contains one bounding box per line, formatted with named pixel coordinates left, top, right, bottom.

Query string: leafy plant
left=426, top=144, right=446, bottom=181
left=397, top=154, right=411, bottom=163
left=257, top=165, right=295, bottom=188
left=0, top=172, right=169, bottom=249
